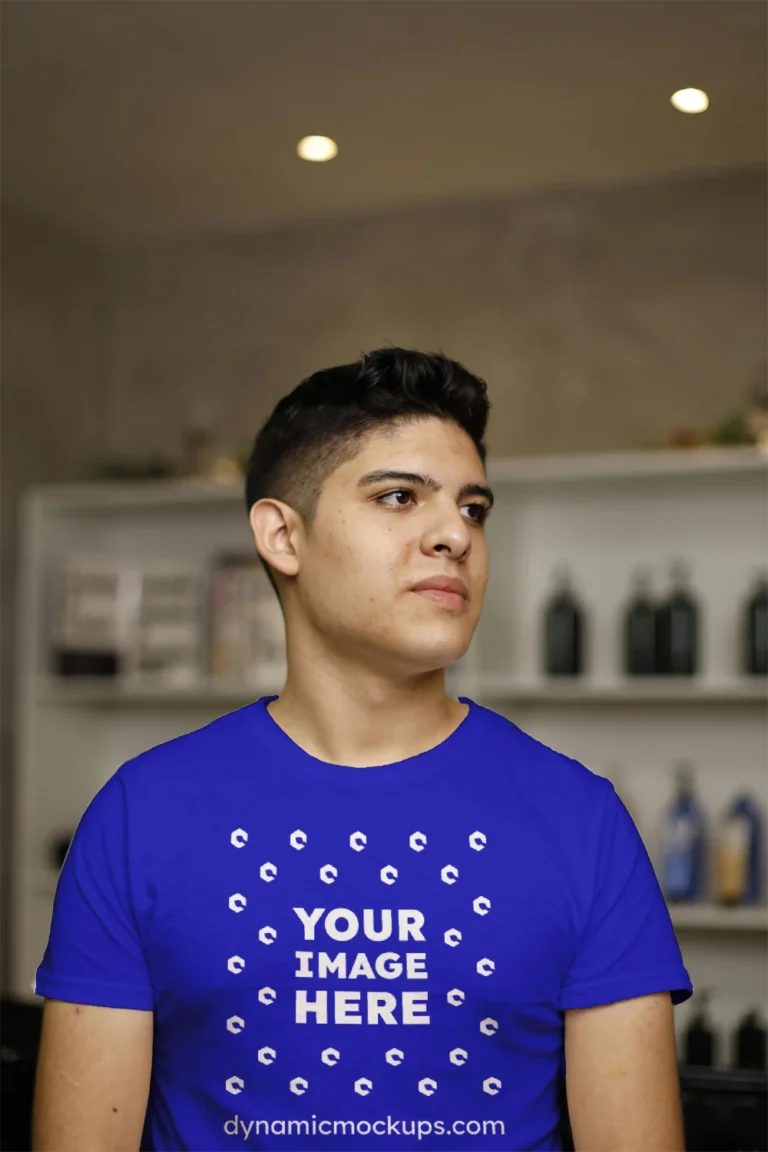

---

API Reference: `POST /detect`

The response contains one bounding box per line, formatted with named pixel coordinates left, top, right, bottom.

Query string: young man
left=33, top=348, right=692, bottom=1152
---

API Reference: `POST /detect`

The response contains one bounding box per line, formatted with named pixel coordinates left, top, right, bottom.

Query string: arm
left=32, top=999, right=153, bottom=1152
left=564, top=992, right=685, bottom=1152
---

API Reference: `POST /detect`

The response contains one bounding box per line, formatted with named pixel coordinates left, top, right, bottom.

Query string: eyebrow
left=357, top=469, right=495, bottom=509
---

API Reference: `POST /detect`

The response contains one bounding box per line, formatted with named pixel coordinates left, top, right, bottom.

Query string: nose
left=420, top=503, right=473, bottom=560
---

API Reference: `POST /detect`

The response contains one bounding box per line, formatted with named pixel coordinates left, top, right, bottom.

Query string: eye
left=463, top=503, right=490, bottom=526
left=375, top=488, right=416, bottom=509
left=375, top=489, right=489, bottom=525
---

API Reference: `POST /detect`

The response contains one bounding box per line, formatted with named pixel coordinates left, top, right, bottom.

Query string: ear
left=249, top=498, right=301, bottom=580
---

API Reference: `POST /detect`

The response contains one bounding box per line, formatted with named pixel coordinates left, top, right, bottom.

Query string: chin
left=394, top=627, right=471, bottom=670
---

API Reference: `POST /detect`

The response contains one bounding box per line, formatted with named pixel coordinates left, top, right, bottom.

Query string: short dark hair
left=244, top=347, right=491, bottom=600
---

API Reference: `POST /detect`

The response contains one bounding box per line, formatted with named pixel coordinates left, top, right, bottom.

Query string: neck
left=267, top=647, right=467, bottom=768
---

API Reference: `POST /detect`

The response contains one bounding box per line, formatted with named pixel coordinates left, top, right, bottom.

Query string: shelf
left=14, top=444, right=767, bottom=1005
left=36, top=675, right=284, bottom=706
left=668, top=904, right=768, bottom=933
left=477, top=676, right=768, bottom=704
left=34, top=674, right=767, bottom=707
left=24, top=446, right=768, bottom=515
left=24, top=477, right=244, bottom=514
left=487, top=446, right=768, bottom=484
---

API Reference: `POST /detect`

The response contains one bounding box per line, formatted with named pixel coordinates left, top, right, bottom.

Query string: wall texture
left=0, top=205, right=109, bottom=990
left=107, top=166, right=767, bottom=465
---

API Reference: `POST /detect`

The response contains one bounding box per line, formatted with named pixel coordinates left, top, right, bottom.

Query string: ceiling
left=1, top=0, right=766, bottom=245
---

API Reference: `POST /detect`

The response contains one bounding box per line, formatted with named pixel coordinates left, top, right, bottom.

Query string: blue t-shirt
left=36, top=695, right=693, bottom=1152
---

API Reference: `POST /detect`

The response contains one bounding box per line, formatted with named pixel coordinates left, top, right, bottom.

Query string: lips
left=411, top=576, right=469, bottom=599
left=413, top=587, right=467, bottom=609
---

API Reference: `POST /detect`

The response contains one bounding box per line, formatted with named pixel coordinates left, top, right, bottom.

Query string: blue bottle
left=715, top=794, right=764, bottom=906
left=662, top=762, right=705, bottom=903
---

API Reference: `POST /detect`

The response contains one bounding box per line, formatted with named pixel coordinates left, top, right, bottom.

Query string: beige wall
left=0, top=205, right=109, bottom=990
left=107, top=166, right=767, bottom=464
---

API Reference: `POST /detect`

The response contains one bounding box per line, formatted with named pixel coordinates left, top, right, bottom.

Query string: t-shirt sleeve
left=34, top=769, right=154, bottom=1010
left=559, top=780, right=693, bottom=1011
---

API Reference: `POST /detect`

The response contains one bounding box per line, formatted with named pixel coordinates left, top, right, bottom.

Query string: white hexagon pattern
left=223, top=826, right=504, bottom=1101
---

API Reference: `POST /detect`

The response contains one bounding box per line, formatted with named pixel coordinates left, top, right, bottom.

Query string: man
left=33, top=348, right=692, bottom=1151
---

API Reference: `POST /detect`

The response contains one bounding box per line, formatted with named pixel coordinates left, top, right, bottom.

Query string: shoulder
left=470, top=698, right=616, bottom=812
left=467, top=700, right=622, bottom=867
left=113, top=700, right=261, bottom=804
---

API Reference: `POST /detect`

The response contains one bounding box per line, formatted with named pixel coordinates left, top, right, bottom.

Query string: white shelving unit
left=668, top=904, right=768, bottom=933
left=12, top=446, right=768, bottom=1052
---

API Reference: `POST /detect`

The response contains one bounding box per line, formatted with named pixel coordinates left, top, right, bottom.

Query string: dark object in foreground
left=1, top=999, right=41, bottom=1152
left=557, top=1065, right=767, bottom=1152
left=680, top=1064, right=767, bottom=1152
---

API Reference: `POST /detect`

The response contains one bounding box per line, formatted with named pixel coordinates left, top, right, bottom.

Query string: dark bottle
left=683, top=991, right=717, bottom=1067
left=543, top=566, right=584, bottom=677
left=655, top=559, right=699, bottom=676
left=623, top=568, right=656, bottom=676
left=744, top=573, right=768, bottom=676
left=732, top=1009, right=767, bottom=1071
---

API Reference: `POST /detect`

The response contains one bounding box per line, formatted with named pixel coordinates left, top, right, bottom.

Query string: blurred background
left=1, top=1, right=766, bottom=1149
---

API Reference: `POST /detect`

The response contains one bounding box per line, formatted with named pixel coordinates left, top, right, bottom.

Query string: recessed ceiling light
left=297, top=136, right=338, bottom=162
left=670, top=88, right=709, bottom=114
